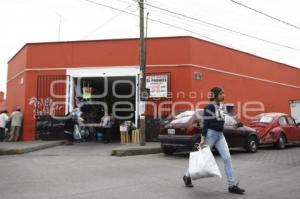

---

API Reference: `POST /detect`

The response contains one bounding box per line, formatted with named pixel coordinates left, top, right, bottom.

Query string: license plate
left=168, top=129, right=175, bottom=135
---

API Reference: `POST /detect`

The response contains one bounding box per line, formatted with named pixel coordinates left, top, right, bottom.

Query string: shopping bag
left=188, top=145, right=222, bottom=180
left=73, top=124, right=82, bottom=140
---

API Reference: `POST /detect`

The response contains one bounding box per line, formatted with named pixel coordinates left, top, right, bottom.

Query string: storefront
left=6, top=36, right=300, bottom=141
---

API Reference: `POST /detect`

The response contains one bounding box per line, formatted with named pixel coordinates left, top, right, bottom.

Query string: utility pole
left=56, top=13, right=62, bottom=41
left=139, top=0, right=146, bottom=146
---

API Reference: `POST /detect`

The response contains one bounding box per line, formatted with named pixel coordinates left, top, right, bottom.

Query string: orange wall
left=7, top=47, right=27, bottom=80
left=26, top=37, right=191, bottom=69
left=23, top=70, right=67, bottom=140
left=188, top=37, right=300, bottom=124
left=148, top=63, right=300, bottom=125
left=0, top=92, right=6, bottom=111
left=189, top=37, right=300, bottom=86
left=189, top=68, right=300, bottom=125
left=6, top=74, right=26, bottom=122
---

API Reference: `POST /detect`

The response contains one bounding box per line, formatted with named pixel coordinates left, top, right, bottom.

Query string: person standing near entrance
left=99, top=112, right=113, bottom=143
left=0, top=110, right=9, bottom=141
left=64, top=112, right=77, bottom=145
left=183, top=87, right=246, bottom=194
left=8, top=108, right=23, bottom=142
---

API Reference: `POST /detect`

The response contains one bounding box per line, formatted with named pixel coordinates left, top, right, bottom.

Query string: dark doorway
left=73, top=76, right=136, bottom=141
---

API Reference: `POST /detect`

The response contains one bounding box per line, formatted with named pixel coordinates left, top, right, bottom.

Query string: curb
left=0, top=141, right=65, bottom=155
left=112, top=146, right=162, bottom=157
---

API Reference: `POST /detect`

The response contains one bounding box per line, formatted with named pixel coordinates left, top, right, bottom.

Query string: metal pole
left=139, top=0, right=146, bottom=146
left=56, top=13, right=62, bottom=41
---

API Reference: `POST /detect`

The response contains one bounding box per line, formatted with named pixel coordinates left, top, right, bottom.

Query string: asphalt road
left=0, top=142, right=300, bottom=199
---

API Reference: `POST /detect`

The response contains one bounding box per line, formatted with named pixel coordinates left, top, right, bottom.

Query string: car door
left=223, top=115, right=242, bottom=147
left=277, top=116, right=292, bottom=142
left=286, top=116, right=299, bottom=142
left=297, top=122, right=300, bottom=141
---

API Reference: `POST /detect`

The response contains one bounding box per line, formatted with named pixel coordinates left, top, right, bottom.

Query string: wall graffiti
left=29, top=97, right=64, bottom=119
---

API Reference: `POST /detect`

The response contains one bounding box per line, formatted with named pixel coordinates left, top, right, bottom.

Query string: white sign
left=290, top=100, right=300, bottom=124
left=146, top=75, right=168, bottom=98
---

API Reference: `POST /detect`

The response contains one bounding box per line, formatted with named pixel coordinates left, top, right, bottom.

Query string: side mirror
left=236, top=122, right=244, bottom=128
left=297, top=123, right=300, bottom=128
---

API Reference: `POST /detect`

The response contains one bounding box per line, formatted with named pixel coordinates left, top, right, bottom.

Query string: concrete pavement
left=0, top=141, right=64, bottom=155
left=0, top=140, right=162, bottom=156
left=1, top=144, right=300, bottom=199
left=111, top=142, right=161, bottom=156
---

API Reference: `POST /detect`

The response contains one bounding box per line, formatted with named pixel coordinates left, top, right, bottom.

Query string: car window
left=224, top=115, right=237, bottom=127
left=278, top=117, right=288, bottom=126
left=170, top=115, right=193, bottom=124
left=175, top=111, right=195, bottom=119
left=254, top=116, right=273, bottom=123
left=287, top=117, right=296, bottom=125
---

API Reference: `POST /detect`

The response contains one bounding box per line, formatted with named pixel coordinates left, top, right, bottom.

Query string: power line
left=135, top=0, right=300, bottom=51
left=82, top=5, right=132, bottom=39
left=230, top=0, right=300, bottom=30
left=84, top=0, right=228, bottom=45
left=85, top=0, right=300, bottom=52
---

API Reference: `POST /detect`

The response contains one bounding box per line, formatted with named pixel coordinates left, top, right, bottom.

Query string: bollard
left=120, top=131, right=124, bottom=144
left=132, top=130, right=135, bottom=144
left=131, top=129, right=140, bottom=144
left=121, top=131, right=131, bottom=144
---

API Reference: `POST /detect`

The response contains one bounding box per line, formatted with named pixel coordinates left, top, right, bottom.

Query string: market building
left=6, top=36, right=300, bottom=141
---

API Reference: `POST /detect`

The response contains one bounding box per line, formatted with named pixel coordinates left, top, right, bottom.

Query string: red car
left=159, top=109, right=259, bottom=154
left=250, top=113, right=300, bottom=149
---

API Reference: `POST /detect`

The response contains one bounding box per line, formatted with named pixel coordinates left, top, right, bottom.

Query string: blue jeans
left=186, top=129, right=236, bottom=187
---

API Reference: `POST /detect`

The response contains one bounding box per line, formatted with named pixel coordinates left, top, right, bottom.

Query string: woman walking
left=183, top=86, right=245, bottom=194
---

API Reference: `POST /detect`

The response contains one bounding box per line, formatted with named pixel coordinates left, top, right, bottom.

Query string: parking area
left=0, top=143, right=300, bottom=199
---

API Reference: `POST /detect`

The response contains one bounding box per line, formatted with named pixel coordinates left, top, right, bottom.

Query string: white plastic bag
left=73, top=124, right=82, bottom=140
left=188, top=146, right=222, bottom=180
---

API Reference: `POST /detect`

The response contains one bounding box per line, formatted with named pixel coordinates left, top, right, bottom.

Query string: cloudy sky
left=1, top=0, right=300, bottom=95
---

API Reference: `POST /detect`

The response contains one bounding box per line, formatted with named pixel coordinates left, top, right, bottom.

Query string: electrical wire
left=85, top=0, right=300, bottom=53
left=230, top=0, right=300, bottom=30
left=82, top=4, right=132, bottom=39
left=84, top=0, right=227, bottom=44
left=134, top=0, right=300, bottom=51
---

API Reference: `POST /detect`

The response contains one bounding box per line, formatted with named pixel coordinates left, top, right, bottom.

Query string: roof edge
left=7, top=35, right=300, bottom=71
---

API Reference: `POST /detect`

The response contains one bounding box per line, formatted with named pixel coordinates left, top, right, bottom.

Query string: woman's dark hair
left=209, top=86, right=223, bottom=101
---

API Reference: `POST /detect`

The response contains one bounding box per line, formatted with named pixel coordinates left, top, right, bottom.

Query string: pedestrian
left=183, top=86, right=246, bottom=194
left=0, top=110, right=9, bottom=141
left=8, top=108, right=23, bottom=142
left=99, top=112, right=113, bottom=143
left=64, top=112, right=76, bottom=145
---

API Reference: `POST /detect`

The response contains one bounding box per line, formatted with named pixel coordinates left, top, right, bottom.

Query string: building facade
left=0, top=92, right=6, bottom=111
left=6, top=36, right=300, bottom=141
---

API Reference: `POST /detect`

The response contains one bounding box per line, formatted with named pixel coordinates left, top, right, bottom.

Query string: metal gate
left=36, top=75, right=70, bottom=140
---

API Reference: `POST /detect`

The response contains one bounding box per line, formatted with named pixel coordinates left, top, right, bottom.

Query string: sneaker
left=228, top=184, right=245, bottom=194
left=183, top=175, right=194, bottom=188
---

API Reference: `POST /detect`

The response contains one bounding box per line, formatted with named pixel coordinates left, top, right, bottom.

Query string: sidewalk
left=0, top=141, right=64, bottom=155
left=111, top=142, right=162, bottom=156
left=0, top=141, right=162, bottom=156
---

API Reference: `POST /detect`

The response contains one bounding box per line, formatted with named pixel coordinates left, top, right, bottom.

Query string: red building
left=6, top=36, right=300, bottom=141
left=0, top=92, right=6, bottom=111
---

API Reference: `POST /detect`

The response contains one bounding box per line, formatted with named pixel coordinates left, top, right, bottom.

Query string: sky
left=1, top=0, right=300, bottom=96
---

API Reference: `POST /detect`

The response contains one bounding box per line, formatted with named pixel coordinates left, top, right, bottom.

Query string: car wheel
left=162, top=147, right=175, bottom=155
left=246, top=136, right=258, bottom=153
left=275, top=133, right=286, bottom=149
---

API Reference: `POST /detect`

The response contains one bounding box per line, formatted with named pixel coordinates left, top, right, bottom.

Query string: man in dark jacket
left=64, top=112, right=76, bottom=145
left=183, top=87, right=245, bottom=194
